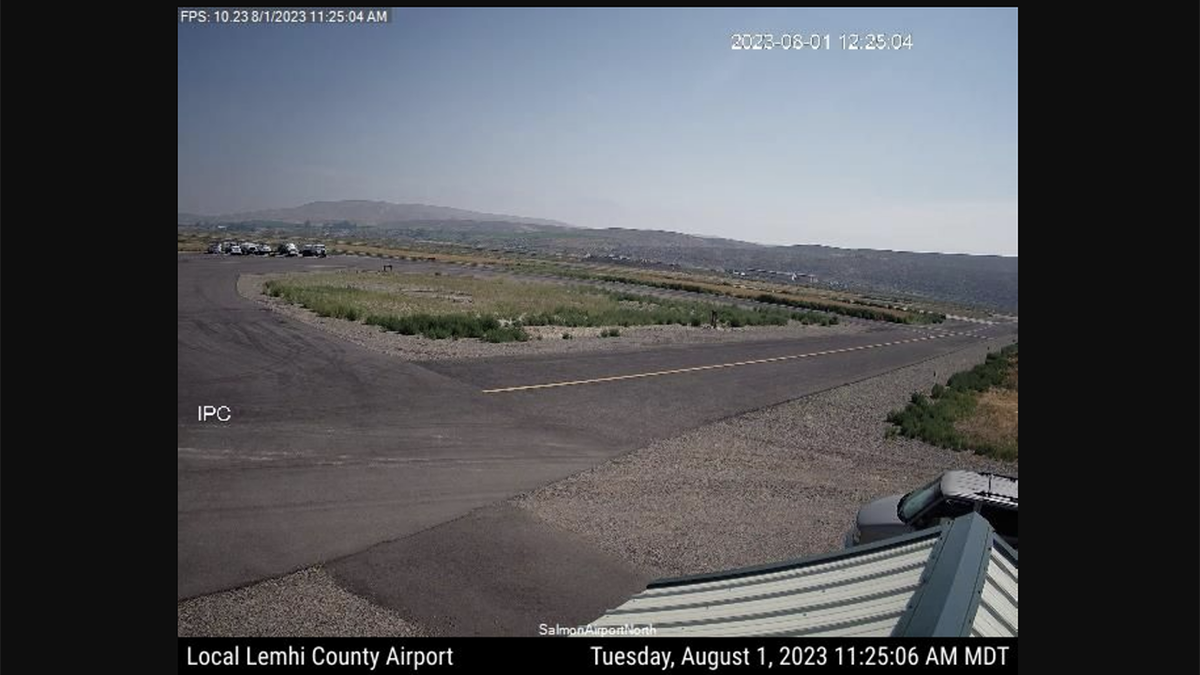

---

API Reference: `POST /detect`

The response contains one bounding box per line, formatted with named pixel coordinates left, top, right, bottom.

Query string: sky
left=178, top=8, right=1017, bottom=256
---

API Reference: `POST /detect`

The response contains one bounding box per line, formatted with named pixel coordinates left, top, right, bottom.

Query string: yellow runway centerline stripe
left=482, top=332, right=969, bottom=394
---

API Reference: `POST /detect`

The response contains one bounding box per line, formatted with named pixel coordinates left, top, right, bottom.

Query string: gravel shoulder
left=512, top=339, right=1018, bottom=580
left=177, top=567, right=425, bottom=637
left=237, top=273, right=864, bottom=362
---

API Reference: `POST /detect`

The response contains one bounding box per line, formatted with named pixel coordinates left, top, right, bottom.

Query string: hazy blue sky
left=178, top=8, right=1017, bottom=255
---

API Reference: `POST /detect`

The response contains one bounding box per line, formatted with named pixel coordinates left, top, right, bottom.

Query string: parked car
left=846, top=471, right=1017, bottom=549
left=230, top=244, right=243, bottom=255
left=206, top=243, right=222, bottom=254
left=299, top=243, right=328, bottom=258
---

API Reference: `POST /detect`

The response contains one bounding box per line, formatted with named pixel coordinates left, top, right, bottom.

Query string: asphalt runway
left=177, top=253, right=1018, bottom=631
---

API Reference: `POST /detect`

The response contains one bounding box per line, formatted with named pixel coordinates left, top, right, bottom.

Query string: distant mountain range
left=179, top=200, right=573, bottom=229
left=179, top=200, right=1017, bottom=311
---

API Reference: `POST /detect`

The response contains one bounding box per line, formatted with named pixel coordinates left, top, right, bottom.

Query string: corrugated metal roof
left=971, top=547, right=1018, bottom=637
left=588, top=513, right=1018, bottom=638
left=592, top=533, right=938, bottom=637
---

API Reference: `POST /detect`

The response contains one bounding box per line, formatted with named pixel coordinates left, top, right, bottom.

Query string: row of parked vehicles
left=206, top=241, right=327, bottom=258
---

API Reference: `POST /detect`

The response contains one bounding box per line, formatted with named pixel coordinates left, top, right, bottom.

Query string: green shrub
left=482, top=326, right=529, bottom=343
left=366, top=312, right=519, bottom=341
left=886, top=345, right=1018, bottom=459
